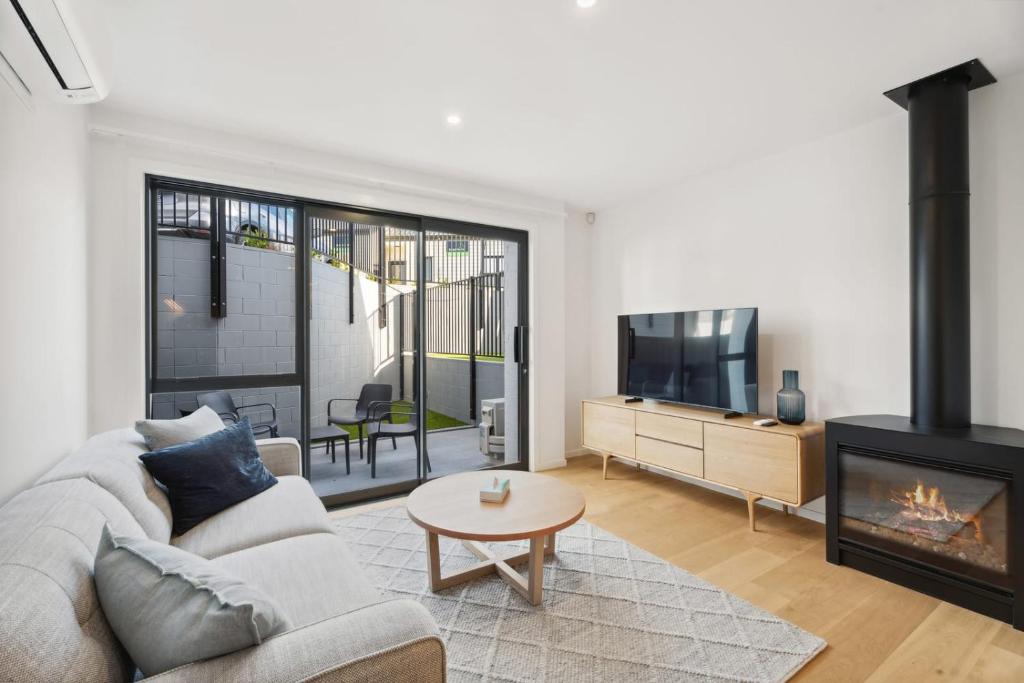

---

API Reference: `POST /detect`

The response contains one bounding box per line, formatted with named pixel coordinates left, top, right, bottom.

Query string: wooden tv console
left=581, top=396, right=825, bottom=531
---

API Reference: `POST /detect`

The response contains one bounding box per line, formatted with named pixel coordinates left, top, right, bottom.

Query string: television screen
left=617, top=308, right=758, bottom=413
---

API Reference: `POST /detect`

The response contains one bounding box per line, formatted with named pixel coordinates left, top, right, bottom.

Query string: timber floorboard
left=329, top=455, right=1024, bottom=682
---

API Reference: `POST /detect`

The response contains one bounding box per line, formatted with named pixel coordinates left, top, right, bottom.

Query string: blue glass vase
left=777, top=370, right=805, bottom=425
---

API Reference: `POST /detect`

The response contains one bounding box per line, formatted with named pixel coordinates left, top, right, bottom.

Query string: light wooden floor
left=330, top=455, right=1024, bottom=682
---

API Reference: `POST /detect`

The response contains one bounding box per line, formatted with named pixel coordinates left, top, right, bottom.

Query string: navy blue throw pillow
left=140, top=418, right=277, bottom=536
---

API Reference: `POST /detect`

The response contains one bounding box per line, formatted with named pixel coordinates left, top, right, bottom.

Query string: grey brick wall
left=425, top=356, right=503, bottom=424
left=154, top=235, right=487, bottom=435
left=156, top=236, right=295, bottom=378
left=156, top=235, right=403, bottom=432
left=309, top=259, right=400, bottom=429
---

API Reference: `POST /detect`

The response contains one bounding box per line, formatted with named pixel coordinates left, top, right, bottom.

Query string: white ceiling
left=98, top=0, right=1024, bottom=208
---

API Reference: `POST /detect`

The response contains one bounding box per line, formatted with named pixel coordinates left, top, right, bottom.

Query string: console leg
left=602, top=453, right=609, bottom=480
left=745, top=492, right=762, bottom=532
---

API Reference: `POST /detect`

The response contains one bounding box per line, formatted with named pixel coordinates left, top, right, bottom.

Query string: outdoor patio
left=151, top=190, right=517, bottom=503
left=308, top=426, right=498, bottom=498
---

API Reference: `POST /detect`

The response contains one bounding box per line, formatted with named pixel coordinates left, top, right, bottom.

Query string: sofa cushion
left=36, top=429, right=174, bottom=542
left=172, top=476, right=333, bottom=559
left=0, top=480, right=139, bottom=683
left=140, top=418, right=278, bottom=536
left=212, top=533, right=381, bottom=628
left=94, top=526, right=292, bottom=677
left=135, top=405, right=226, bottom=450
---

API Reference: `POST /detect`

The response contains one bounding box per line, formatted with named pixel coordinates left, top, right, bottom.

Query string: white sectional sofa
left=0, top=429, right=445, bottom=682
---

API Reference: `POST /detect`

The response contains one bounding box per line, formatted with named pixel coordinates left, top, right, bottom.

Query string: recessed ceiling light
left=577, top=0, right=596, bottom=8
left=446, top=113, right=463, bottom=127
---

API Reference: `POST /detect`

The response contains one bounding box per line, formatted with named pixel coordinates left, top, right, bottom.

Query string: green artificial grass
left=420, top=409, right=469, bottom=430
left=427, top=352, right=504, bottom=363
left=332, top=406, right=467, bottom=440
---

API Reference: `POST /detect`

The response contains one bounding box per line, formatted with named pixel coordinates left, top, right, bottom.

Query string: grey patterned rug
left=333, top=507, right=825, bottom=682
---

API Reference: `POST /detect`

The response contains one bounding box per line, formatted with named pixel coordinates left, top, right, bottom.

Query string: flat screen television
left=617, top=308, right=758, bottom=413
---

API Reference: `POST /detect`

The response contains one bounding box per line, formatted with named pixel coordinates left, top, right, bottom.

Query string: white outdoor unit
left=0, top=0, right=110, bottom=107
left=479, top=398, right=505, bottom=457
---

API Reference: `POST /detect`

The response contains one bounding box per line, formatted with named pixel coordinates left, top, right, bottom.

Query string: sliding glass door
left=306, top=213, right=529, bottom=506
left=421, top=221, right=527, bottom=477
left=305, top=205, right=423, bottom=504
left=146, top=176, right=528, bottom=509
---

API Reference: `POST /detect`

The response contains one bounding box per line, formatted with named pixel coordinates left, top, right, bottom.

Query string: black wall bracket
left=883, top=59, right=996, bottom=110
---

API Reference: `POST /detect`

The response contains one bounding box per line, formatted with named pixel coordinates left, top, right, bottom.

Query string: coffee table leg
left=425, top=531, right=443, bottom=591
left=424, top=532, right=556, bottom=605
left=545, top=532, right=556, bottom=556
left=527, top=536, right=545, bottom=605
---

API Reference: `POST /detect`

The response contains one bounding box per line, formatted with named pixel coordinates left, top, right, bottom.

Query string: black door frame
left=145, top=175, right=530, bottom=508
left=302, top=203, right=425, bottom=507
left=421, top=216, right=529, bottom=483
left=144, top=176, right=308, bottom=456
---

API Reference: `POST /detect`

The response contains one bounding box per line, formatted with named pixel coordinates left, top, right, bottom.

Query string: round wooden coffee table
left=406, top=470, right=586, bottom=605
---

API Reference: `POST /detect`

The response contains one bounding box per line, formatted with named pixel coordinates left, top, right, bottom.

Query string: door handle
left=513, top=326, right=527, bottom=364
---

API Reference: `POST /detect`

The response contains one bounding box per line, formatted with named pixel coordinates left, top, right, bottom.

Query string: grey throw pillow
left=94, top=525, right=292, bottom=676
left=135, top=405, right=226, bottom=450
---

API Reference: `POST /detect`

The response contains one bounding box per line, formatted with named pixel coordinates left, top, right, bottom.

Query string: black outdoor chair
left=367, top=401, right=431, bottom=479
left=328, top=384, right=395, bottom=459
left=196, top=390, right=279, bottom=438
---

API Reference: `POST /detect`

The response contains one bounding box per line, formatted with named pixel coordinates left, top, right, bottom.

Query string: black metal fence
left=158, top=190, right=503, bottom=287
left=307, top=219, right=507, bottom=359
left=156, top=190, right=211, bottom=234
left=309, top=221, right=503, bottom=286
left=156, top=189, right=296, bottom=250
left=157, top=188, right=505, bottom=357
left=423, top=234, right=504, bottom=285
left=309, top=217, right=403, bottom=278
left=398, top=273, right=505, bottom=420
left=421, top=273, right=504, bottom=357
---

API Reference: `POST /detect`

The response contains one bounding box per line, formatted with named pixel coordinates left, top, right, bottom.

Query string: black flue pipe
left=887, top=61, right=995, bottom=427
left=907, top=72, right=972, bottom=427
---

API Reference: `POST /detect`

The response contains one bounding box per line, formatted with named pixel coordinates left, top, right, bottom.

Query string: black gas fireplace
left=827, top=417, right=1024, bottom=625
left=826, top=60, right=1024, bottom=629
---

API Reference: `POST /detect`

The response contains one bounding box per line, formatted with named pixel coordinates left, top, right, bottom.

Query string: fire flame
left=890, top=481, right=985, bottom=544
left=891, top=481, right=969, bottom=523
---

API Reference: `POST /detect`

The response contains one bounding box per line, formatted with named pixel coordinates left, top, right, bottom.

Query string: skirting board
left=566, top=449, right=826, bottom=525
left=535, top=457, right=568, bottom=471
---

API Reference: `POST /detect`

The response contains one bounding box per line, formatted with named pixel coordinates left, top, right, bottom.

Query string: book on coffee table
left=479, top=476, right=510, bottom=503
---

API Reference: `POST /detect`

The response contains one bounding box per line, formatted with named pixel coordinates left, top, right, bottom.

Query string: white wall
left=587, top=70, right=1024, bottom=431
left=87, top=108, right=568, bottom=471
left=564, top=210, right=592, bottom=454
left=0, top=93, right=90, bottom=504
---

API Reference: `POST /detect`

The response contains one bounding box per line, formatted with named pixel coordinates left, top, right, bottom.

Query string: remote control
left=753, top=418, right=778, bottom=427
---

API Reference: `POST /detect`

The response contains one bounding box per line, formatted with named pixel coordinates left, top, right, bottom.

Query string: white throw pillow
left=94, top=525, right=292, bottom=676
left=134, top=405, right=226, bottom=450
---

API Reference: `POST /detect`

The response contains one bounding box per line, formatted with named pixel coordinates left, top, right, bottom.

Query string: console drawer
left=703, top=423, right=798, bottom=502
left=582, top=402, right=635, bottom=458
left=636, top=411, right=703, bottom=449
left=636, top=436, right=703, bottom=478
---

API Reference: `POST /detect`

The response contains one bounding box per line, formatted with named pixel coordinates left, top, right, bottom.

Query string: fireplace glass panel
left=838, top=448, right=1011, bottom=589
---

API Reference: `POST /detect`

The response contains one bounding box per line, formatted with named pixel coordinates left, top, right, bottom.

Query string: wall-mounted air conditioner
left=0, top=0, right=109, bottom=106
